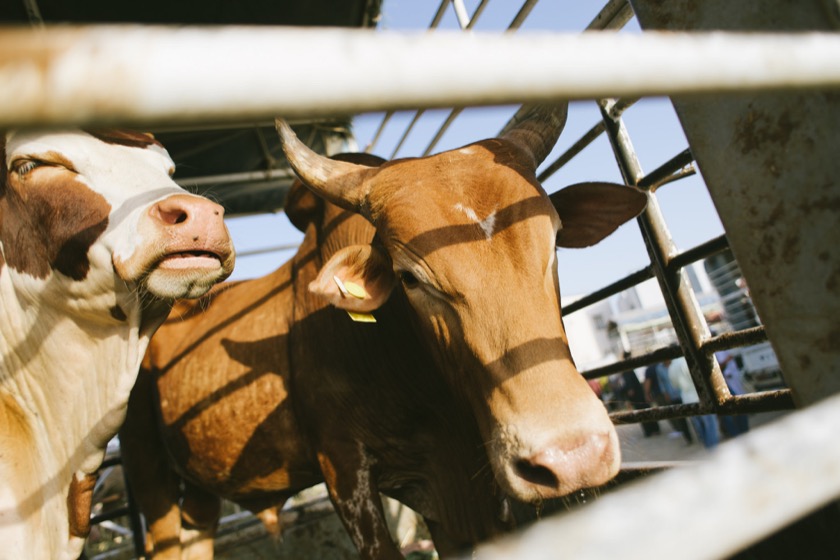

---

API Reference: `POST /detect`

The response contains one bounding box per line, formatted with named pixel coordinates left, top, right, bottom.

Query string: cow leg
left=120, top=373, right=183, bottom=560
left=316, top=448, right=403, bottom=560
left=254, top=506, right=283, bottom=538
left=180, top=482, right=221, bottom=559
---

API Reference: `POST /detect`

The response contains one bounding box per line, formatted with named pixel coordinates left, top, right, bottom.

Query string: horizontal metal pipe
left=177, top=168, right=295, bottom=187
left=609, top=389, right=795, bottom=424
left=701, top=326, right=768, bottom=354
left=562, top=265, right=654, bottom=316
left=2, top=26, right=840, bottom=128
left=89, top=506, right=130, bottom=526
left=636, top=147, right=695, bottom=190
left=582, top=344, right=683, bottom=381
left=667, top=233, right=729, bottom=271
left=537, top=121, right=606, bottom=183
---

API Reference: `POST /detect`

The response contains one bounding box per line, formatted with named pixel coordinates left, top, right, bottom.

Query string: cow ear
left=309, top=244, right=397, bottom=312
left=551, top=182, right=648, bottom=248
left=284, top=179, right=323, bottom=233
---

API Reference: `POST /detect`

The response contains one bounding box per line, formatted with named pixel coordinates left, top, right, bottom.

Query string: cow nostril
left=154, top=204, right=189, bottom=225
left=514, top=458, right=559, bottom=488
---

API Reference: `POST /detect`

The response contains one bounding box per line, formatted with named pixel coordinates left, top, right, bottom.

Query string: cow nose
left=513, top=433, right=613, bottom=494
left=150, top=193, right=225, bottom=228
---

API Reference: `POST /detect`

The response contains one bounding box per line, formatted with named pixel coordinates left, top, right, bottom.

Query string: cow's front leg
left=180, top=481, right=221, bottom=559
left=316, top=444, right=403, bottom=560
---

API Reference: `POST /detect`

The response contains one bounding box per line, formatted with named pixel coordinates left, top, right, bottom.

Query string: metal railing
left=5, top=0, right=832, bottom=557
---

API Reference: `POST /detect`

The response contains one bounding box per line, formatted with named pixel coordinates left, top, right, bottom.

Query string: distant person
left=715, top=349, right=750, bottom=438
left=668, top=357, right=719, bottom=449
left=621, top=352, right=660, bottom=437
left=647, top=360, right=694, bottom=445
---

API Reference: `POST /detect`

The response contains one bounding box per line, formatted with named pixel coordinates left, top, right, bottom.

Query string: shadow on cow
left=120, top=105, right=647, bottom=559
left=0, top=130, right=234, bottom=560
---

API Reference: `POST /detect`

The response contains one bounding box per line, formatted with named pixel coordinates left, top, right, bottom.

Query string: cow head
left=277, top=107, right=644, bottom=502
left=0, top=130, right=235, bottom=320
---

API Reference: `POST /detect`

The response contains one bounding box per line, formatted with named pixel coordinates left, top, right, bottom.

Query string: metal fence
left=3, top=0, right=838, bottom=558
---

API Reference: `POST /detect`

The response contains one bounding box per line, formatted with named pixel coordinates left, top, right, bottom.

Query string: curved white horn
left=275, top=118, right=375, bottom=213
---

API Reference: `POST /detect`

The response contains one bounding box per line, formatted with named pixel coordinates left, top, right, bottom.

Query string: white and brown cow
left=0, top=129, right=234, bottom=560
left=121, top=105, right=645, bottom=559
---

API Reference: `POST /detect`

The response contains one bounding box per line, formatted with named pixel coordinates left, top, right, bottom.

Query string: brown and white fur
left=0, top=129, right=234, bottom=560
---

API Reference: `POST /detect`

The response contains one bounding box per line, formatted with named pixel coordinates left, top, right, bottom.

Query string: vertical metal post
left=598, top=98, right=729, bottom=407
left=630, top=0, right=840, bottom=408
left=123, top=464, right=147, bottom=558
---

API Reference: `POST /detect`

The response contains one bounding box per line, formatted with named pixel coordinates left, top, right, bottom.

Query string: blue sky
left=225, top=0, right=724, bottom=297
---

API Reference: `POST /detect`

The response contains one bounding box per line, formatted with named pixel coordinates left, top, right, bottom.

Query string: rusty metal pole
left=629, top=0, right=840, bottom=408
left=598, top=98, right=729, bottom=408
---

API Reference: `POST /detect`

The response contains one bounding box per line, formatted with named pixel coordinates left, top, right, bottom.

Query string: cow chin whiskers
left=125, top=256, right=225, bottom=302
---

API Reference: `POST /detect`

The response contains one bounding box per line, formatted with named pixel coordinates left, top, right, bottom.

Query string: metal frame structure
left=2, top=0, right=838, bottom=557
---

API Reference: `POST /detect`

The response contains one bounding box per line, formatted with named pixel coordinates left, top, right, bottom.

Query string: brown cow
left=0, top=129, right=234, bottom=560
left=121, top=105, right=646, bottom=559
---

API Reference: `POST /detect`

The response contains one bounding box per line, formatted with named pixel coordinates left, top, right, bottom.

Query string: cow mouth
left=157, top=250, right=224, bottom=270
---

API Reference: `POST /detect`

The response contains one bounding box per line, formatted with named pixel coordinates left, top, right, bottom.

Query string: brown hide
left=122, top=109, right=644, bottom=559
left=121, top=155, right=507, bottom=560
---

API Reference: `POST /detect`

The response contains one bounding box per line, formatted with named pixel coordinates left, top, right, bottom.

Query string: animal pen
left=2, top=0, right=839, bottom=558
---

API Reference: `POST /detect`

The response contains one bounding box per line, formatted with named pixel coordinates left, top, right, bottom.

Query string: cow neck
left=0, top=267, right=166, bottom=558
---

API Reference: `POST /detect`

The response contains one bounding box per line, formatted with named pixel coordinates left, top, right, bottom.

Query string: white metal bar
left=461, top=391, right=840, bottom=560
left=2, top=26, right=839, bottom=128
left=177, top=168, right=294, bottom=187
left=451, top=0, right=471, bottom=29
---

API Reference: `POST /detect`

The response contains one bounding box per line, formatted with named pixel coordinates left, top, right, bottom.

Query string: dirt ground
left=617, top=409, right=790, bottom=463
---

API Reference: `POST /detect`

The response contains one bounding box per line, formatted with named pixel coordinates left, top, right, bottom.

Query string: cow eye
left=399, top=270, right=420, bottom=289
left=12, top=159, right=43, bottom=176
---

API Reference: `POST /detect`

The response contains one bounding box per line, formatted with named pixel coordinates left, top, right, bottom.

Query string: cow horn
left=275, top=118, right=374, bottom=213
left=499, top=103, right=568, bottom=168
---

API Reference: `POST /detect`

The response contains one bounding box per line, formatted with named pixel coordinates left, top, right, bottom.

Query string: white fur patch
left=345, top=442, right=383, bottom=556
left=454, top=203, right=497, bottom=241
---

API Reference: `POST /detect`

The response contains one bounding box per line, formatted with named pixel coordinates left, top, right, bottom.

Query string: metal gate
left=3, top=0, right=839, bottom=558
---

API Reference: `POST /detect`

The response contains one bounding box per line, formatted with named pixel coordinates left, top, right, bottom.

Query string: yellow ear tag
left=333, top=276, right=376, bottom=323
left=347, top=311, right=377, bottom=323
left=343, top=281, right=368, bottom=300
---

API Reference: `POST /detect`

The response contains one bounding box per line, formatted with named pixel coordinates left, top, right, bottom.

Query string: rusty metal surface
left=631, top=0, right=840, bottom=407
left=597, top=98, right=731, bottom=407
left=609, top=389, right=795, bottom=425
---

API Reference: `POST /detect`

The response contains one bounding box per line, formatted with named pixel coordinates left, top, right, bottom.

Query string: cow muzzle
left=507, top=429, right=620, bottom=500
left=114, top=193, right=235, bottom=299
left=486, top=373, right=621, bottom=502
left=493, top=423, right=620, bottom=502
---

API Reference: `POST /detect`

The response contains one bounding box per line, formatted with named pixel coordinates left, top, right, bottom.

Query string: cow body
left=0, top=130, right=234, bottom=560
left=122, top=105, right=645, bottom=558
